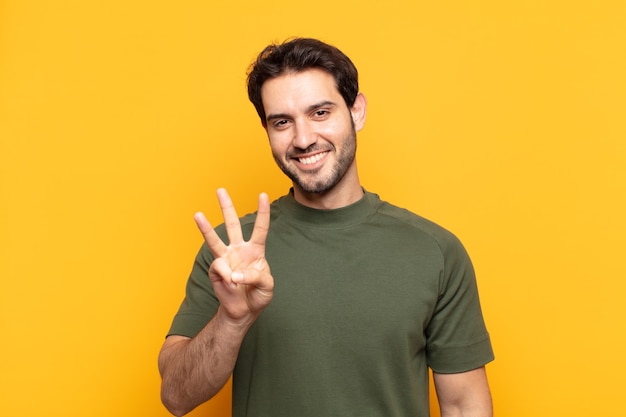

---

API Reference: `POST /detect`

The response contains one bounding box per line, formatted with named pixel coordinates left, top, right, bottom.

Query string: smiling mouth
left=297, top=151, right=329, bottom=165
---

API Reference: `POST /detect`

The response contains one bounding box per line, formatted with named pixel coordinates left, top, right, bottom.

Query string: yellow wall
left=1, top=1, right=624, bottom=416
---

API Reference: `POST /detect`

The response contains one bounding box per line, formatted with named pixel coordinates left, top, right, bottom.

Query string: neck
left=293, top=170, right=363, bottom=210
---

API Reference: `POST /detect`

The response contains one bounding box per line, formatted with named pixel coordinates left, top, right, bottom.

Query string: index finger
left=249, top=192, right=270, bottom=246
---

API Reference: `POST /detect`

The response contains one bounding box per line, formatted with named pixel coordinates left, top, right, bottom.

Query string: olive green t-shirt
left=168, top=190, right=494, bottom=417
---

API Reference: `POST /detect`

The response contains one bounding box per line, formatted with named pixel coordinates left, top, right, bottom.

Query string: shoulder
left=370, top=194, right=473, bottom=272
left=374, top=195, right=464, bottom=250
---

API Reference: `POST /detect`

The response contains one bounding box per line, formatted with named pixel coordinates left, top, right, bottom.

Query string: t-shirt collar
left=276, top=188, right=379, bottom=229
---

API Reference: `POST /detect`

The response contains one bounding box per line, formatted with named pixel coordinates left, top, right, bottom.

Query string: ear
left=350, top=93, right=367, bottom=132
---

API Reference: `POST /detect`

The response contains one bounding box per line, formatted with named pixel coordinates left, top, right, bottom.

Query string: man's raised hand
left=193, top=188, right=273, bottom=322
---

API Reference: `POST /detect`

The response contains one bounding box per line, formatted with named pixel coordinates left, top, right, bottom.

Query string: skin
left=158, top=189, right=273, bottom=416
left=158, top=68, right=492, bottom=416
left=434, top=367, right=493, bottom=417
left=261, top=68, right=366, bottom=209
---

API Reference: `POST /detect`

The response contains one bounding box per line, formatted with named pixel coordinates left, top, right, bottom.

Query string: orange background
left=1, top=1, right=625, bottom=416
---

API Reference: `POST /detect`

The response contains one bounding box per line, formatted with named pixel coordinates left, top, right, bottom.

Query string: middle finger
left=216, top=188, right=244, bottom=245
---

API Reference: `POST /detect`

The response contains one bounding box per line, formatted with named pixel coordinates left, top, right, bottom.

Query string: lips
left=296, top=151, right=329, bottom=166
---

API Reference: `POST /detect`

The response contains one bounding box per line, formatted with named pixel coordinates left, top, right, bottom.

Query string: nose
left=292, top=119, right=317, bottom=150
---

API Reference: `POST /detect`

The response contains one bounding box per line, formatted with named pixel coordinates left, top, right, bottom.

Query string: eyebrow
left=266, top=100, right=338, bottom=124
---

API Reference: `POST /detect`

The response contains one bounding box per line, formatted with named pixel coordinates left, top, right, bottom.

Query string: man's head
left=247, top=38, right=359, bottom=126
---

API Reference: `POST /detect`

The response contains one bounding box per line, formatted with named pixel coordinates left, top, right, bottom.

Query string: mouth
left=295, top=151, right=329, bottom=166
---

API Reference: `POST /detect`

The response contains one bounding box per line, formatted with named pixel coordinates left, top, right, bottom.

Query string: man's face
left=261, top=68, right=365, bottom=195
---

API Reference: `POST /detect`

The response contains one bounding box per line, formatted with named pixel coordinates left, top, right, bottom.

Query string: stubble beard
left=274, top=129, right=357, bottom=194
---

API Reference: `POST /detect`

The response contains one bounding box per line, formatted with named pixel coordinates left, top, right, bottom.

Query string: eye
left=272, top=119, right=291, bottom=130
left=312, top=109, right=329, bottom=119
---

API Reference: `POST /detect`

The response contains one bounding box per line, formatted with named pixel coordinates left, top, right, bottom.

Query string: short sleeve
left=166, top=244, right=219, bottom=338
left=425, top=235, right=494, bottom=373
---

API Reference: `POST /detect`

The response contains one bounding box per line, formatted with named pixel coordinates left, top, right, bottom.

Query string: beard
left=273, top=128, right=357, bottom=194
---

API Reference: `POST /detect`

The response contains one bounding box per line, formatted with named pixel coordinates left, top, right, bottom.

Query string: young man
left=159, top=38, right=494, bottom=417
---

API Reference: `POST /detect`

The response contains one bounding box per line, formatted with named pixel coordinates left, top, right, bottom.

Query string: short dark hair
left=247, top=38, right=359, bottom=126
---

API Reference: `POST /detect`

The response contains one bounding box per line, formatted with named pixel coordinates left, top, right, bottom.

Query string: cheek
left=268, top=133, right=290, bottom=156
left=321, top=118, right=352, bottom=139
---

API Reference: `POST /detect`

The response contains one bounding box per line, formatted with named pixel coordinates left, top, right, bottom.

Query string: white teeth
left=298, top=152, right=327, bottom=165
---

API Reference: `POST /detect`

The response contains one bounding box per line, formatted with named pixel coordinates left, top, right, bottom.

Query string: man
left=159, top=38, right=494, bottom=417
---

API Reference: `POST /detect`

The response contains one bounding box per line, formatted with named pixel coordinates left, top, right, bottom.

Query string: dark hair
left=247, top=38, right=359, bottom=126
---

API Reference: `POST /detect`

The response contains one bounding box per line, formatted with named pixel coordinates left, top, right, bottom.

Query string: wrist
left=215, top=306, right=258, bottom=334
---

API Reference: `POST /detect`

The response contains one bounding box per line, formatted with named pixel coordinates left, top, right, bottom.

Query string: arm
left=158, top=189, right=273, bottom=416
left=158, top=310, right=251, bottom=416
left=433, top=367, right=493, bottom=417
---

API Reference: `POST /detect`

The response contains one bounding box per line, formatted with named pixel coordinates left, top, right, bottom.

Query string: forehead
left=260, top=68, right=342, bottom=113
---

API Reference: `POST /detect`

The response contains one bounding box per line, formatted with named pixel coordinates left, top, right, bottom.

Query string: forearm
left=159, top=307, right=254, bottom=416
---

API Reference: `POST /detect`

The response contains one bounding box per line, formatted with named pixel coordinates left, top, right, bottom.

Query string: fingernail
left=232, top=271, right=244, bottom=282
